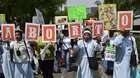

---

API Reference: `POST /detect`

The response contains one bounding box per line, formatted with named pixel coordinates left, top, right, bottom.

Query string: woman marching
left=73, top=28, right=101, bottom=78
left=102, top=30, right=116, bottom=75
left=0, top=33, right=5, bottom=78
left=10, top=29, right=34, bottom=78
left=0, top=35, right=14, bottom=78
left=37, top=29, right=55, bottom=78
left=113, top=29, right=139, bottom=78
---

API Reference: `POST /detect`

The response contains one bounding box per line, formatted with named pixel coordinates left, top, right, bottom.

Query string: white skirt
left=2, top=52, right=14, bottom=78
left=77, top=57, right=94, bottom=78
left=14, top=61, right=34, bottom=78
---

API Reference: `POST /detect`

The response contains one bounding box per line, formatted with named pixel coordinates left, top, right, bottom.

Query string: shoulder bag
left=83, top=40, right=99, bottom=70
left=130, top=37, right=137, bottom=67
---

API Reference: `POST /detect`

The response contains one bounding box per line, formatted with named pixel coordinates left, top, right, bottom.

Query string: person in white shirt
left=61, top=28, right=72, bottom=72
left=10, top=30, right=34, bottom=78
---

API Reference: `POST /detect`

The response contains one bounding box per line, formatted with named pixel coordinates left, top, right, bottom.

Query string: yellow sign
left=0, top=14, right=6, bottom=23
left=98, top=4, right=117, bottom=30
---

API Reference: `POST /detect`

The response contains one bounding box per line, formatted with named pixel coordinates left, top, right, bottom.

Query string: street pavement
left=35, top=67, right=101, bottom=78
left=35, top=52, right=113, bottom=78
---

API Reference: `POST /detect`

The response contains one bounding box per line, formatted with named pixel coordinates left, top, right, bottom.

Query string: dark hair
left=15, top=30, right=22, bottom=37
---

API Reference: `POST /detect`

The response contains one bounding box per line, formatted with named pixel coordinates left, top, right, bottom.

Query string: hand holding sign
left=48, top=41, right=53, bottom=46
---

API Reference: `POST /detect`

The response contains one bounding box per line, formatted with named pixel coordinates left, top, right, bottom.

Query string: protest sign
left=90, top=18, right=97, bottom=20
left=118, top=11, right=133, bottom=30
left=25, top=23, right=40, bottom=41
left=85, top=20, right=93, bottom=26
left=55, top=16, right=68, bottom=24
left=1, top=24, right=15, bottom=41
left=105, top=43, right=116, bottom=61
left=0, top=14, right=6, bottom=23
left=69, top=22, right=82, bottom=38
left=42, top=25, right=56, bottom=42
left=98, top=4, right=117, bottom=30
left=92, top=21, right=104, bottom=37
left=68, top=5, right=87, bottom=20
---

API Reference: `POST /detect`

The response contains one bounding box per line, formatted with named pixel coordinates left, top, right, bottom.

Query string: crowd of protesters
left=0, top=19, right=139, bottom=78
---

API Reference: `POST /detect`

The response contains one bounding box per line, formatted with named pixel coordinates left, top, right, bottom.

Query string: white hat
left=83, top=30, right=91, bottom=35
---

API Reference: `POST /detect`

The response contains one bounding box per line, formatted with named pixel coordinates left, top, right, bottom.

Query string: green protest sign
left=106, top=44, right=113, bottom=50
left=68, top=5, right=87, bottom=20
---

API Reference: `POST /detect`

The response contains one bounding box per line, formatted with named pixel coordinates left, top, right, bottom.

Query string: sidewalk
left=96, top=52, right=113, bottom=78
left=98, top=64, right=113, bottom=78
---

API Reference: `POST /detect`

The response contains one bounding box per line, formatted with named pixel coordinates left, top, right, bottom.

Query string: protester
left=10, top=29, right=34, bottom=78
left=102, top=30, right=116, bottom=75
left=73, top=29, right=101, bottom=78
left=30, top=41, right=39, bottom=74
left=1, top=40, right=14, bottom=78
left=0, top=34, right=5, bottom=78
left=113, top=29, right=139, bottom=78
left=38, top=29, right=55, bottom=78
left=61, top=26, right=72, bottom=72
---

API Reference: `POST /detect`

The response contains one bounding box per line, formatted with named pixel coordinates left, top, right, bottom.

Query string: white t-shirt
left=62, top=36, right=72, bottom=50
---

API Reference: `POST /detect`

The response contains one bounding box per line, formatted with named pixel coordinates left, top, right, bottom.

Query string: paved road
left=35, top=52, right=112, bottom=78
left=35, top=67, right=101, bottom=78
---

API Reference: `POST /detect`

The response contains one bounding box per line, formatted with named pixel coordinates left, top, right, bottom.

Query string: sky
left=67, top=0, right=104, bottom=7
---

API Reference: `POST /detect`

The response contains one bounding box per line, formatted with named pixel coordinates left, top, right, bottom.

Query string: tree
left=0, top=0, right=65, bottom=23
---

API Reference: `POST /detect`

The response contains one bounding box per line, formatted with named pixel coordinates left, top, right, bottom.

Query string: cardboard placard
left=42, top=25, right=56, bottom=42
left=1, top=24, right=15, bottom=41
left=98, top=4, right=117, bottom=30
left=68, top=5, right=87, bottom=20
left=118, top=11, right=133, bottom=30
left=92, top=21, right=104, bottom=37
left=69, top=22, right=82, bottom=38
left=25, top=23, right=40, bottom=41
left=55, top=16, right=68, bottom=24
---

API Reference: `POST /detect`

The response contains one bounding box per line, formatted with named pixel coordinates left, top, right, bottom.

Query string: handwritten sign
left=68, top=5, right=87, bottom=20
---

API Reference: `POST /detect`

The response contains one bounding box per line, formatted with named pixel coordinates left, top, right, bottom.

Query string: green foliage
left=93, top=10, right=99, bottom=19
left=104, top=0, right=140, bottom=11
left=104, top=0, right=116, bottom=4
left=0, top=0, right=65, bottom=23
left=55, top=8, right=68, bottom=16
left=136, top=37, right=140, bottom=56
